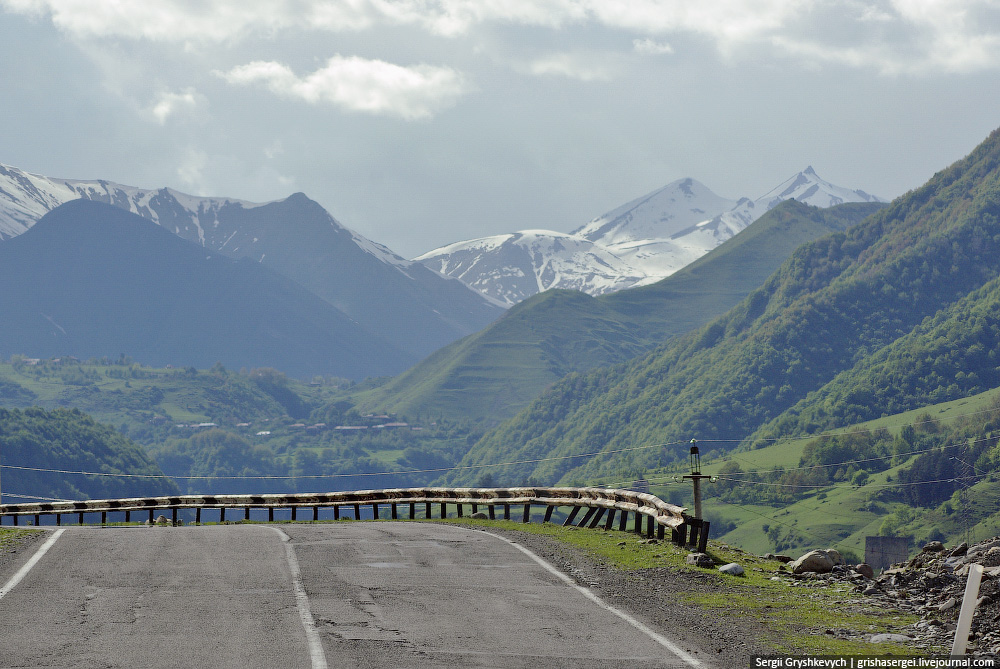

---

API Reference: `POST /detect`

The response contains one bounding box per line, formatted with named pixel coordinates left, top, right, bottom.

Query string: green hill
left=355, top=200, right=883, bottom=422
left=0, top=406, right=178, bottom=503
left=449, top=127, right=1000, bottom=486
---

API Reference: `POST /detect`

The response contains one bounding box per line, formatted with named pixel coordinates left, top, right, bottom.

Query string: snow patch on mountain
left=415, top=230, right=643, bottom=306
left=416, top=167, right=885, bottom=305
left=0, top=163, right=414, bottom=272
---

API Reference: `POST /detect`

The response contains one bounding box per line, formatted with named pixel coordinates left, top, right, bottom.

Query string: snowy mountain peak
left=415, top=229, right=643, bottom=306
left=573, top=177, right=738, bottom=246
left=417, top=167, right=885, bottom=306
left=758, top=167, right=885, bottom=211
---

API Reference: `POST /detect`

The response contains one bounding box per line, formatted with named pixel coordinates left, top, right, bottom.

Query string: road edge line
left=0, top=528, right=65, bottom=600
left=270, top=527, right=329, bottom=669
left=481, top=529, right=706, bottom=668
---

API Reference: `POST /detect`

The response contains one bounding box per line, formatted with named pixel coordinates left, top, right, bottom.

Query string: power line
left=0, top=440, right=687, bottom=482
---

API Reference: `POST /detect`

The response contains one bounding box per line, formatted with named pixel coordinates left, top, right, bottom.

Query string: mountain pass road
left=0, top=522, right=705, bottom=668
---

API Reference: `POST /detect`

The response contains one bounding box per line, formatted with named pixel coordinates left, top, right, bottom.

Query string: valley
left=3, top=128, right=1000, bottom=563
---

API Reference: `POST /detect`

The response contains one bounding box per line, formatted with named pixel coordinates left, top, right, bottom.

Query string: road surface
left=0, top=522, right=705, bottom=668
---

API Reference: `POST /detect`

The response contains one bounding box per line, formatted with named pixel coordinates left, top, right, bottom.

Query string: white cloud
left=176, top=148, right=209, bottom=192
left=147, top=88, right=204, bottom=124
left=527, top=53, right=615, bottom=81
left=4, top=0, right=1000, bottom=75
left=633, top=38, right=674, bottom=55
left=218, top=56, right=466, bottom=119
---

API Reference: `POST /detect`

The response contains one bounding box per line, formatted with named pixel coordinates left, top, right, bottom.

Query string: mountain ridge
left=0, top=164, right=505, bottom=364
left=416, top=168, right=884, bottom=306
left=443, top=127, right=1000, bottom=486
left=0, top=199, right=412, bottom=379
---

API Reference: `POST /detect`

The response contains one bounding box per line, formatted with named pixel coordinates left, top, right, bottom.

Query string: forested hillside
left=0, top=406, right=178, bottom=503
left=448, top=127, right=1000, bottom=486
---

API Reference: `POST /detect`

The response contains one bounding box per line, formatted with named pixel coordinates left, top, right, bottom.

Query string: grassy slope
left=658, top=386, right=1000, bottom=556
left=356, top=200, right=884, bottom=423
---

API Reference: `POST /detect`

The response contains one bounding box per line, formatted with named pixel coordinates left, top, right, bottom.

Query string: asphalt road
left=0, top=522, right=704, bottom=668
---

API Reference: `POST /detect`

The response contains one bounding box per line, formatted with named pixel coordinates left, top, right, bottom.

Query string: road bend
left=0, top=522, right=705, bottom=668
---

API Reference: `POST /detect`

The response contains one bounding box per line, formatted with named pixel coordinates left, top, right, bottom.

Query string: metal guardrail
left=0, top=486, right=710, bottom=551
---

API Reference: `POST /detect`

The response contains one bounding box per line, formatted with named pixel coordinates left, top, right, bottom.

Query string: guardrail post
left=409, top=502, right=415, bottom=520
left=372, top=503, right=379, bottom=520
left=588, top=508, right=606, bottom=529
left=576, top=508, right=595, bottom=527
left=353, top=503, right=361, bottom=519
left=645, top=515, right=654, bottom=538
left=313, top=506, right=319, bottom=521
left=196, top=508, right=201, bottom=524
left=291, top=507, right=297, bottom=522
left=11, top=516, right=17, bottom=527
left=78, top=512, right=84, bottom=525
left=101, top=511, right=107, bottom=526
left=633, top=513, right=643, bottom=534
left=245, top=507, right=251, bottom=521
left=269, top=508, right=274, bottom=522
left=488, top=505, right=495, bottom=520
left=563, top=507, right=580, bottom=526
left=657, top=523, right=665, bottom=540
left=672, top=525, right=685, bottom=545
left=219, top=507, right=226, bottom=523
left=172, top=508, right=178, bottom=526
left=148, top=509, right=154, bottom=524
left=424, top=502, right=431, bottom=518
left=619, top=511, right=628, bottom=532
left=457, top=504, right=463, bottom=518
left=472, top=503, right=478, bottom=514
left=697, top=521, right=710, bottom=553
left=543, top=506, right=554, bottom=523
left=391, top=503, right=398, bottom=520
left=440, top=503, right=447, bottom=519
left=334, top=505, right=341, bottom=520
left=34, top=514, right=40, bottom=526
left=503, top=504, right=510, bottom=520
left=604, top=509, right=616, bottom=531
left=522, top=504, right=530, bottom=523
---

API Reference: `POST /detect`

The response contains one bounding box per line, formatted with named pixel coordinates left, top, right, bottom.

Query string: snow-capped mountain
left=414, top=231, right=644, bottom=306
left=0, top=163, right=504, bottom=367
left=416, top=167, right=885, bottom=303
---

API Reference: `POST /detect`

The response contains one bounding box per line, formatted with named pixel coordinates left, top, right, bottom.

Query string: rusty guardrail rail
left=0, top=486, right=710, bottom=550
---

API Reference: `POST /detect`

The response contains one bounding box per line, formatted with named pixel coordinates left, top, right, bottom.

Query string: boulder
left=790, top=549, right=844, bottom=574
left=870, top=633, right=912, bottom=644
left=855, top=563, right=875, bottom=579
left=470, top=512, right=489, bottom=520
left=719, top=563, right=744, bottom=576
left=685, top=552, right=716, bottom=568
left=922, top=541, right=945, bottom=552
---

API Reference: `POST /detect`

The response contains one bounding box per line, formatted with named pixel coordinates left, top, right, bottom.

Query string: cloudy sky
left=2, top=1, right=999, bottom=258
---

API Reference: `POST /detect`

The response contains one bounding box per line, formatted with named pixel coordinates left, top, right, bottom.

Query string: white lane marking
left=271, top=527, right=328, bottom=669
left=0, top=529, right=65, bottom=600
left=482, top=530, right=706, bottom=669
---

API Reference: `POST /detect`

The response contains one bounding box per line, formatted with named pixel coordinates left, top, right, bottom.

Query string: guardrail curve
left=0, top=486, right=710, bottom=551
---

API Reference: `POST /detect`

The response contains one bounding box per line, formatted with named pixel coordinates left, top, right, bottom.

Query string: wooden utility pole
left=682, top=440, right=712, bottom=520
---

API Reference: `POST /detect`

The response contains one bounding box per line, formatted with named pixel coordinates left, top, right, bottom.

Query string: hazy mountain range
left=415, top=167, right=884, bottom=306
left=0, top=164, right=504, bottom=375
